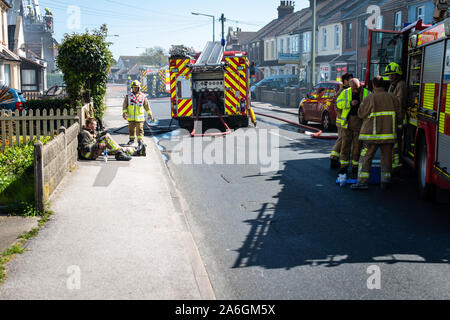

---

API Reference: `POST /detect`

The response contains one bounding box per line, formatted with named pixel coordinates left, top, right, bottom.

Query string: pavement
left=0, top=216, right=39, bottom=253
left=0, top=85, right=215, bottom=300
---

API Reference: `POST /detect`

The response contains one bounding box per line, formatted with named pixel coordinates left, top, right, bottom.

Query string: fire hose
left=190, top=94, right=232, bottom=137
left=253, top=111, right=338, bottom=140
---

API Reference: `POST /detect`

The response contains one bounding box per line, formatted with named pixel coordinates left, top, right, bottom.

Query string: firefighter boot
left=115, top=150, right=132, bottom=161
left=127, top=139, right=135, bottom=146
left=137, top=141, right=146, bottom=157
left=330, top=158, right=340, bottom=169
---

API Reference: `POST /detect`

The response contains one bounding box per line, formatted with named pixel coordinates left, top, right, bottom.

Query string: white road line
left=268, top=130, right=297, bottom=142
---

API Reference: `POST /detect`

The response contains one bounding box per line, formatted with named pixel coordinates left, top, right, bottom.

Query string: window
left=303, top=32, right=311, bottom=53
left=417, top=6, right=425, bottom=21
left=271, top=40, right=275, bottom=59
left=394, top=11, right=402, bottom=30
left=345, top=22, right=352, bottom=49
left=322, top=28, right=327, bottom=50
left=286, top=38, right=290, bottom=53
left=280, top=39, right=284, bottom=54
left=292, top=35, right=299, bottom=53
left=334, top=25, right=340, bottom=49
left=2, top=64, right=11, bottom=87
left=265, top=41, right=269, bottom=60
left=360, top=19, right=368, bottom=46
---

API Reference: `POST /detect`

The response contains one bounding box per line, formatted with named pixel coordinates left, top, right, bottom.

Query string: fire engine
left=139, top=67, right=170, bottom=98
left=365, top=1, right=450, bottom=200
left=169, top=42, right=252, bottom=132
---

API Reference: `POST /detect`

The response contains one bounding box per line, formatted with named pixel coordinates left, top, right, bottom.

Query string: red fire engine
left=169, top=42, right=253, bottom=132
left=365, top=4, right=450, bottom=200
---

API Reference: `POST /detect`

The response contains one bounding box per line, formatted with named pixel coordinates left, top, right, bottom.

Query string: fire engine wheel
left=298, top=107, right=307, bottom=125
left=417, top=137, right=436, bottom=202
left=322, top=111, right=331, bottom=132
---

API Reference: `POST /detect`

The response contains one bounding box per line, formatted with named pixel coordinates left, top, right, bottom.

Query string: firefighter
left=336, top=78, right=371, bottom=177
left=330, top=72, right=353, bottom=169
left=78, top=118, right=146, bottom=161
left=122, top=80, right=154, bottom=146
left=351, top=76, right=401, bottom=190
left=385, top=62, right=408, bottom=172
left=44, top=7, right=53, bottom=32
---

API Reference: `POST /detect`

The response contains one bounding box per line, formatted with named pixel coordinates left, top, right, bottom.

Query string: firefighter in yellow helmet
left=385, top=62, right=408, bottom=172
left=122, top=80, right=154, bottom=147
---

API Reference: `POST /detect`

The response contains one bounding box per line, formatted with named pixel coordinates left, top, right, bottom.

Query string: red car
left=298, top=81, right=341, bottom=131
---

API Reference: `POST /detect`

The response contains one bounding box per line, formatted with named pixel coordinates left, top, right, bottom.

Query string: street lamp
left=191, top=12, right=215, bottom=42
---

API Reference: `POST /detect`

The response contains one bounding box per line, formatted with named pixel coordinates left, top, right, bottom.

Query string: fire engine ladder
left=195, top=41, right=224, bottom=65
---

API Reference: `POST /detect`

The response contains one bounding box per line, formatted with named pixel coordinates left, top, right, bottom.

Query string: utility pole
left=220, top=13, right=226, bottom=47
left=311, top=0, right=316, bottom=88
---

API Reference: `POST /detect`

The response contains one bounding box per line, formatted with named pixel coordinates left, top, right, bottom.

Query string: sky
left=36, top=0, right=310, bottom=59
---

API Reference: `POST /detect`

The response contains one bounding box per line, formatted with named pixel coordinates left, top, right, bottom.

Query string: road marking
left=268, top=130, right=297, bottom=142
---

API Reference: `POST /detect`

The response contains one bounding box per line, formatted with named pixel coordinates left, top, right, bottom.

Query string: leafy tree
left=56, top=24, right=113, bottom=119
left=139, top=46, right=168, bottom=67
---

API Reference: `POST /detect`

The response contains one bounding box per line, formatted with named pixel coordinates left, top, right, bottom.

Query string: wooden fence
left=0, top=103, right=91, bottom=150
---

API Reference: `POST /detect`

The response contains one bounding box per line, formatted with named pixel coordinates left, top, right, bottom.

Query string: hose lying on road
left=253, top=111, right=338, bottom=140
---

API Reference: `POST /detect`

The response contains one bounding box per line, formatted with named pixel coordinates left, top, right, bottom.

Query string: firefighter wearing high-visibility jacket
left=336, top=78, right=371, bottom=177
left=351, top=76, right=401, bottom=190
left=385, top=62, right=408, bottom=172
left=122, top=80, right=154, bottom=146
left=330, top=73, right=353, bottom=169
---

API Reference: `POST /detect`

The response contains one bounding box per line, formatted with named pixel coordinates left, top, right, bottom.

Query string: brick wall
left=34, top=123, right=79, bottom=211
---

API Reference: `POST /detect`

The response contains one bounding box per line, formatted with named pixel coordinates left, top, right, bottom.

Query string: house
left=0, top=0, right=21, bottom=90
left=8, top=14, right=46, bottom=92
left=315, top=0, right=349, bottom=83
left=8, top=0, right=58, bottom=73
left=407, top=0, right=435, bottom=24
left=225, top=27, right=256, bottom=52
left=115, top=56, right=142, bottom=82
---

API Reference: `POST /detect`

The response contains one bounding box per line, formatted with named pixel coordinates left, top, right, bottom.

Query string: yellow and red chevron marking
left=170, top=59, right=190, bottom=75
left=170, top=72, right=177, bottom=103
left=177, top=99, right=193, bottom=117
left=440, top=84, right=450, bottom=135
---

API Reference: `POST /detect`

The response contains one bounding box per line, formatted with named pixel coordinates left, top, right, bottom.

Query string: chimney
left=278, top=0, right=294, bottom=20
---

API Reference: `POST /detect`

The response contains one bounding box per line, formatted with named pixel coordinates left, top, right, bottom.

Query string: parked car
left=298, top=81, right=341, bottom=131
left=42, top=85, right=68, bottom=99
left=251, top=75, right=300, bottom=98
left=0, top=86, right=26, bottom=112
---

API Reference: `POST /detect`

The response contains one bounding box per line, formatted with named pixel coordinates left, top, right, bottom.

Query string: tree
left=56, top=24, right=113, bottom=119
left=139, top=46, right=168, bottom=67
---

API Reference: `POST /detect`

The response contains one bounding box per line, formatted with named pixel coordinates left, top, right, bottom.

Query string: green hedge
left=0, top=138, right=50, bottom=207
left=25, top=98, right=73, bottom=112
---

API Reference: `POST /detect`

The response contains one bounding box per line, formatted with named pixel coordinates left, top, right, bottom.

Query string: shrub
left=25, top=98, right=72, bottom=113
left=56, top=24, right=112, bottom=120
left=0, top=137, right=51, bottom=207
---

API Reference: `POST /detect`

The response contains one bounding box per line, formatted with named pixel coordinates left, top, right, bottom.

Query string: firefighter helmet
left=131, top=80, right=141, bottom=88
left=384, top=62, right=402, bottom=76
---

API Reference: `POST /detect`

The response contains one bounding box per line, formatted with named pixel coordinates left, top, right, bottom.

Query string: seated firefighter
left=78, top=118, right=146, bottom=161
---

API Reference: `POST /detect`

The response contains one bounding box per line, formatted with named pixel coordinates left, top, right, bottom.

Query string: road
left=109, top=84, right=450, bottom=299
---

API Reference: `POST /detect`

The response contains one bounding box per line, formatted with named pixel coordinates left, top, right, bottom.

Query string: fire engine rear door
left=366, top=30, right=404, bottom=89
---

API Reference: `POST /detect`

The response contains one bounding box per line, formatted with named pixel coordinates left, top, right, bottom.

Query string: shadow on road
left=234, top=156, right=450, bottom=269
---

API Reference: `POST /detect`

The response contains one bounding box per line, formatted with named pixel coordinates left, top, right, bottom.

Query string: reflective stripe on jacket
left=126, top=92, right=146, bottom=122
left=336, top=88, right=370, bottom=128
left=357, top=87, right=401, bottom=144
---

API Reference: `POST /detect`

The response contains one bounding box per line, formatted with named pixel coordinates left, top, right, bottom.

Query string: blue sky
left=36, top=0, right=309, bottom=59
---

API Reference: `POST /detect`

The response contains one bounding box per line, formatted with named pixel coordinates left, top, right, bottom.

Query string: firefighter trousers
left=128, top=121, right=144, bottom=141
left=358, top=143, right=394, bottom=184
left=340, top=115, right=362, bottom=169
left=330, top=127, right=343, bottom=160
left=392, top=128, right=403, bottom=171
left=83, top=134, right=136, bottom=160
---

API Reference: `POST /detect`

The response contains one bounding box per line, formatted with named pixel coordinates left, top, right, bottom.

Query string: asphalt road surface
left=108, top=84, right=450, bottom=300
